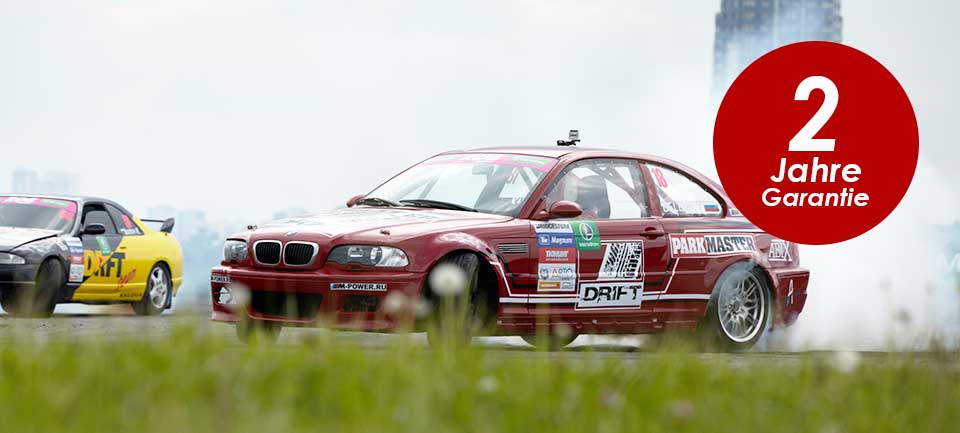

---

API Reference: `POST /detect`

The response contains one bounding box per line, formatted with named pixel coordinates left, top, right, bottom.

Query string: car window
left=82, top=206, right=119, bottom=235
left=367, top=153, right=554, bottom=216
left=107, top=205, right=142, bottom=236
left=645, top=164, right=722, bottom=217
left=544, top=159, right=650, bottom=220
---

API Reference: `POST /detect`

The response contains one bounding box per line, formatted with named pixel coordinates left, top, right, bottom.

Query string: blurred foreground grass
left=0, top=323, right=957, bottom=433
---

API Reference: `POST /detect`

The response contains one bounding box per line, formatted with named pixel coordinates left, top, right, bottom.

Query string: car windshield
left=367, top=153, right=558, bottom=217
left=0, top=196, right=77, bottom=233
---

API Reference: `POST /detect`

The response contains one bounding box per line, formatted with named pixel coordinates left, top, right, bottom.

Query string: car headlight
left=328, top=245, right=409, bottom=267
left=0, top=253, right=26, bottom=265
left=223, top=240, right=248, bottom=263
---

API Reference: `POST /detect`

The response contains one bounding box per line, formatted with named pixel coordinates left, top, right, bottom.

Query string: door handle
left=641, top=229, right=666, bottom=238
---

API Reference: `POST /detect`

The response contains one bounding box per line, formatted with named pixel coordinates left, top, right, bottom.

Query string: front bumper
left=0, top=263, right=42, bottom=290
left=210, top=265, right=427, bottom=329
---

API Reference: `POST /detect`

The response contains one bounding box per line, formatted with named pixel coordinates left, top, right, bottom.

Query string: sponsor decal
left=670, top=234, right=757, bottom=258
left=84, top=250, right=126, bottom=278
left=536, top=233, right=574, bottom=248
left=117, top=269, right=137, bottom=291
left=68, top=264, right=84, bottom=283
left=538, top=247, right=575, bottom=264
left=729, top=208, right=743, bottom=217
left=119, top=228, right=140, bottom=236
left=423, top=153, right=558, bottom=172
left=571, top=221, right=601, bottom=251
left=704, top=203, right=721, bottom=214
left=768, top=239, right=792, bottom=262
left=598, top=242, right=644, bottom=280
left=532, top=221, right=573, bottom=233
left=537, top=263, right=577, bottom=292
left=121, top=214, right=133, bottom=229
left=70, top=255, right=83, bottom=265
left=64, top=237, right=83, bottom=255
left=54, top=238, right=68, bottom=252
left=330, top=282, right=387, bottom=291
left=96, top=236, right=112, bottom=255
left=576, top=282, right=643, bottom=309
left=211, top=274, right=230, bottom=284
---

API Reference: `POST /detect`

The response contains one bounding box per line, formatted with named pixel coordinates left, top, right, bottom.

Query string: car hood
left=0, top=226, right=60, bottom=252
left=251, top=207, right=513, bottom=241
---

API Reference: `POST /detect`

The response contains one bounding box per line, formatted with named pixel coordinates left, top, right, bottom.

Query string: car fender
left=410, top=231, right=500, bottom=273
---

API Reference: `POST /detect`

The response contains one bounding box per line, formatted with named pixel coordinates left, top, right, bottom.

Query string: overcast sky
left=3, top=0, right=959, bottom=348
left=3, top=0, right=955, bottom=223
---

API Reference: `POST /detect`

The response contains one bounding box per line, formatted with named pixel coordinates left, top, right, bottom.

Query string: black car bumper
left=0, top=263, right=41, bottom=289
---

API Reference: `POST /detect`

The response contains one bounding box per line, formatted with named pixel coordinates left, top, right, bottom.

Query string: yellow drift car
left=0, top=195, right=183, bottom=316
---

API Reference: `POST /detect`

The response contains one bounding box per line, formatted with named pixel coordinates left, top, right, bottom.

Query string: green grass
left=0, top=324, right=956, bottom=433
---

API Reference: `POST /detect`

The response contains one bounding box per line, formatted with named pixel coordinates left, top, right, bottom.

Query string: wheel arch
left=420, top=248, right=501, bottom=322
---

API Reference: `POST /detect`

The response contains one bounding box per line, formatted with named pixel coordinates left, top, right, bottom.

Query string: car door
left=75, top=203, right=127, bottom=297
left=106, top=204, right=152, bottom=300
left=642, top=163, right=753, bottom=317
left=532, top=158, right=669, bottom=318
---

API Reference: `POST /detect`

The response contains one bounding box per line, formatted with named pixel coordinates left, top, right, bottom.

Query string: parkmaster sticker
left=670, top=234, right=757, bottom=258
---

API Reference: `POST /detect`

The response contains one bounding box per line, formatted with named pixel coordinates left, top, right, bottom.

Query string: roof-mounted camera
left=557, top=129, right=579, bottom=147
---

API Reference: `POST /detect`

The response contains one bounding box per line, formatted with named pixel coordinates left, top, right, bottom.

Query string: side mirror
left=548, top=201, right=583, bottom=219
left=82, top=223, right=106, bottom=236
left=159, top=218, right=175, bottom=234
left=346, top=194, right=365, bottom=208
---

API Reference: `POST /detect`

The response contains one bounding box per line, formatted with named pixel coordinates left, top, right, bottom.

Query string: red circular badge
left=714, top=42, right=918, bottom=245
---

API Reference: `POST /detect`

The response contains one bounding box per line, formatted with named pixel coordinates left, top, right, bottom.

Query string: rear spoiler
left=141, top=218, right=175, bottom=234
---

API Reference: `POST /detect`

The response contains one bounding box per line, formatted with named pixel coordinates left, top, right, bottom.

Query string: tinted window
left=545, top=159, right=650, bottom=220
left=107, top=205, right=142, bottom=236
left=82, top=206, right=118, bottom=235
left=645, top=164, right=722, bottom=217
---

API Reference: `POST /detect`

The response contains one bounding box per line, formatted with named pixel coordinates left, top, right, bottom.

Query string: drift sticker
left=330, top=283, right=387, bottom=291
left=537, top=263, right=577, bottom=292
left=670, top=234, right=757, bottom=258
left=598, top=242, right=644, bottom=280
left=576, top=282, right=643, bottom=309
left=571, top=221, right=600, bottom=251
left=768, top=240, right=792, bottom=262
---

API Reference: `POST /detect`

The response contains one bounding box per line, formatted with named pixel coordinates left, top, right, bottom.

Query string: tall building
left=713, top=0, right=843, bottom=100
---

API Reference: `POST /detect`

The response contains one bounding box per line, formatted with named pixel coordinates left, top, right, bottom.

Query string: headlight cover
left=223, top=240, right=249, bottom=263
left=0, top=253, right=26, bottom=265
left=328, top=245, right=409, bottom=267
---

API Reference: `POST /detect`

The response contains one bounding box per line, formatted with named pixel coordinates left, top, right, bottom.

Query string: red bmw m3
left=211, top=144, right=808, bottom=350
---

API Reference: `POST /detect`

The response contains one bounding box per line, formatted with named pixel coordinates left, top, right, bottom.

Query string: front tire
left=132, top=264, right=170, bottom=316
left=0, top=258, right=61, bottom=317
left=700, top=265, right=772, bottom=351
left=425, top=252, right=485, bottom=347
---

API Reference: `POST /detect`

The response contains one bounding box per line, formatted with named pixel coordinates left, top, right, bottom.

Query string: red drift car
left=211, top=146, right=808, bottom=349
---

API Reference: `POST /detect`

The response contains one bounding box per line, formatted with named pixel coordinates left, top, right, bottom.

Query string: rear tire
left=0, top=258, right=61, bottom=317
left=132, top=264, right=170, bottom=316
left=700, top=265, right=772, bottom=351
left=521, top=333, right=578, bottom=350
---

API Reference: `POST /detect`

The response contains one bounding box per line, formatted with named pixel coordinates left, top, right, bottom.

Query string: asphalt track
left=1, top=305, right=954, bottom=369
